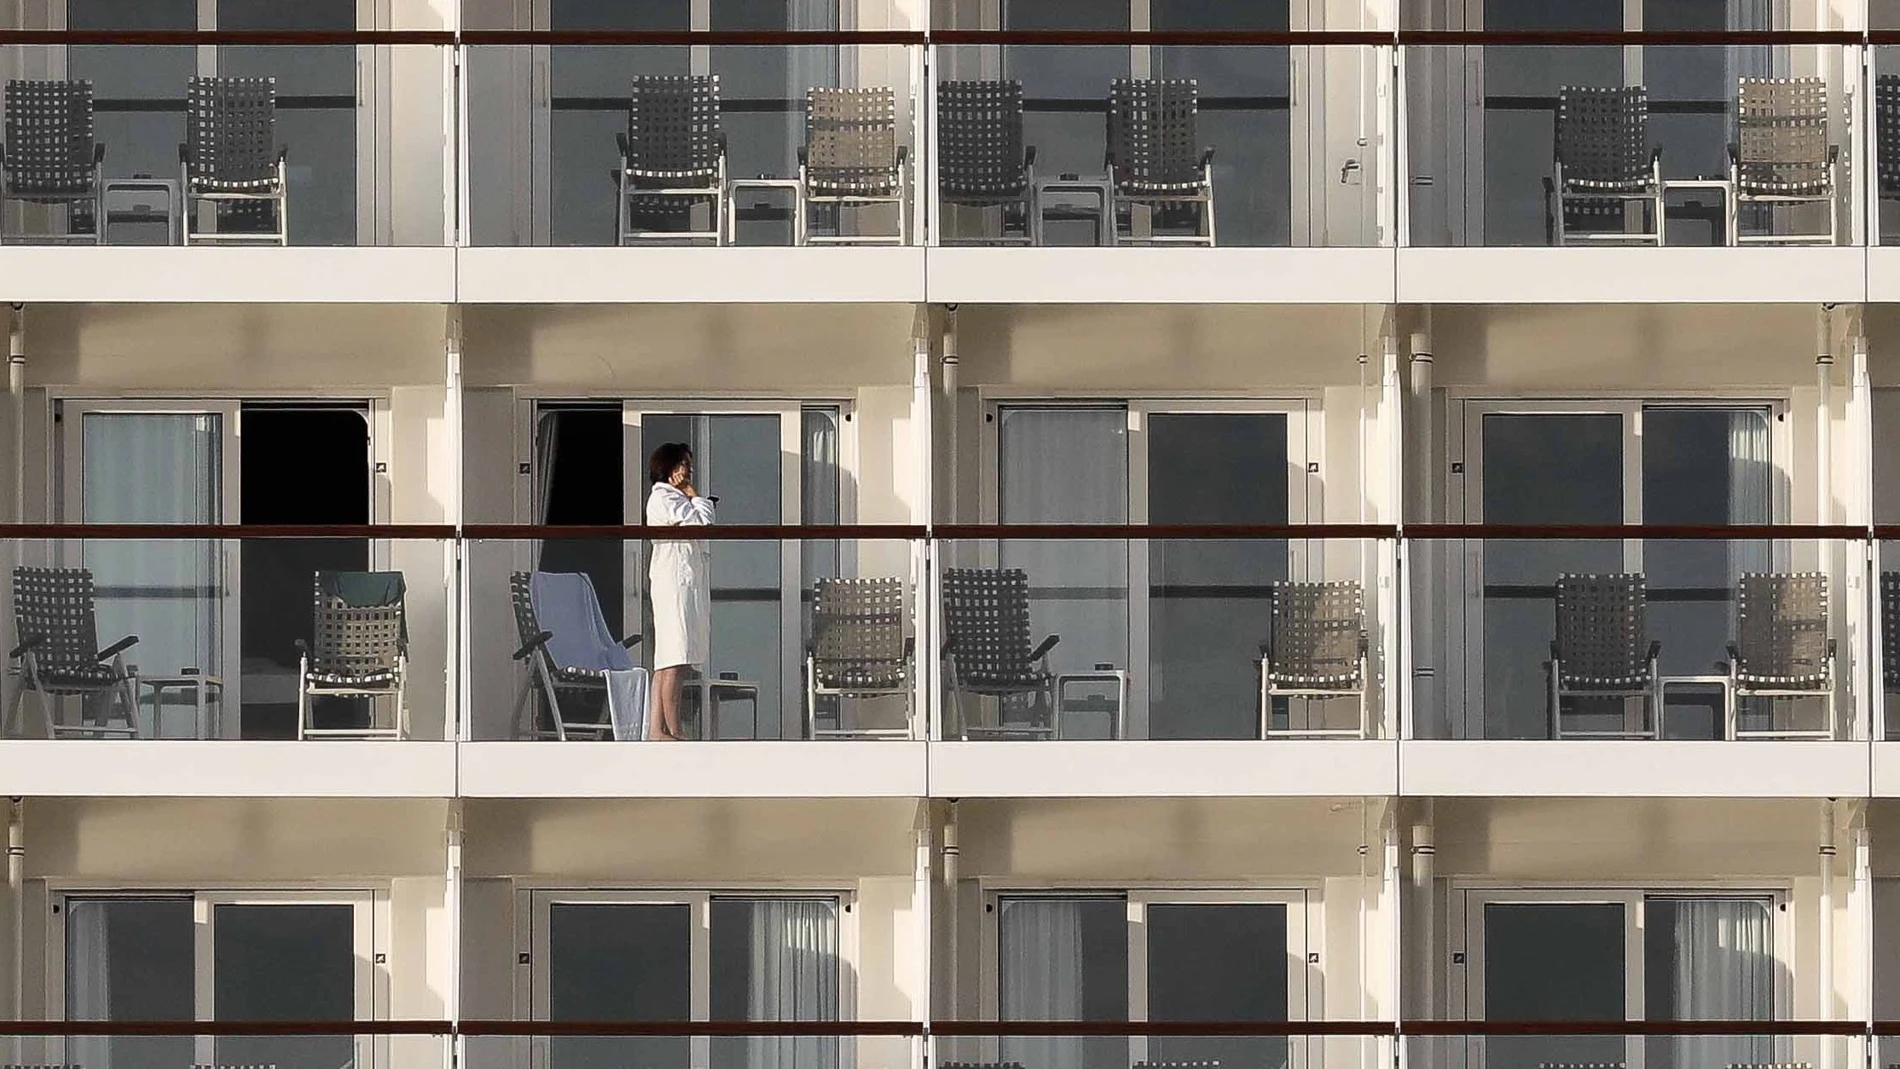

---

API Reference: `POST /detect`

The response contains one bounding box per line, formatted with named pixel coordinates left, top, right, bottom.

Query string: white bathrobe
left=647, top=483, right=714, bottom=670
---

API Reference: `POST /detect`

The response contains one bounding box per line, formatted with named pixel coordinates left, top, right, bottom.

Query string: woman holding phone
left=645, top=442, right=713, bottom=740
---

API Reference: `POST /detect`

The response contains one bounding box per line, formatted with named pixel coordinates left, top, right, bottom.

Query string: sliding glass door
left=993, top=891, right=1307, bottom=1069
left=1457, top=401, right=1780, bottom=739
left=59, top=891, right=376, bottom=1069
left=1461, top=891, right=1777, bottom=1069
left=529, top=891, right=844, bottom=1069
left=990, top=401, right=1310, bottom=739
left=60, top=403, right=239, bottom=738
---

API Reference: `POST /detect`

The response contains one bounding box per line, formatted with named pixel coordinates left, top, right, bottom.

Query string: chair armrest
left=1828, top=145, right=1840, bottom=165
left=619, top=634, right=642, bottom=649
left=95, top=635, right=138, bottom=662
left=1200, top=146, right=1215, bottom=167
left=1827, top=637, right=1839, bottom=657
left=93, top=143, right=105, bottom=165
left=294, top=638, right=309, bottom=655
left=1651, top=145, right=1663, bottom=164
left=1646, top=640, right=1661, bottom=662
left=1025, top=145, right=1037, bottom=168
left=904, top=636, right=916, bottom=658
left=512, top=630, right=553, bottom=662
left=798, top=144, right=809, bottom=166
left=8, top=633, right=43, bottom=660
left=1727, top=642, right=1742, bottom=662
left=1257, top=639, right=1272, bottom=659
left=178, top=142, right=189, bottom=164
left=1359, top=631, right=1371, bottom=656
left=617, top=132, right=630, bottom=157
left=896, top=144, right=909, bottom=166
left=1028, top=634, right=1061, bottom=661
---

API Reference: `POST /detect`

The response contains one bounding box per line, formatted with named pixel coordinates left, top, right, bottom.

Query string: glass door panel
left=547, top=902, right=694, bottom=1069
left=1144, top=412, right=1288, bottom=739
left=1643, top=897, right=1775, bottom=1069
left=997, top=897, right=1129, bottom=1069
left=709, top=897, right=841, bottom=1069
left=64, top=897, right=195, bottom=1069
left=1481, top=902, right=1628, bottom=1069
left=1146, top=903, right=1291, bottom=1069
left=1002, top=0, right=1130, bottom=245
left=549, top=0, right=691, bottom=245
left=216, top=0, right=358, bottom=245
left=66, top=0, right=195, bottom=242
left=1151, top=0, right=1291, bottom=246
left=1479, top=0, right=1623, bottom=244
left=1476, top=411, right=1626, bottom=738
left=637, top=412, right=787, bottom=738
left=997, top=408, right=1130, bottom=727
left=78, top=410, right=227, bottom=738
left=211, top=903, right=358, bottom=1069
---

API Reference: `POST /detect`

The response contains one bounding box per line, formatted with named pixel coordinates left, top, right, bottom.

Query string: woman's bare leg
left=662, top=670, right=689, bottom=739
left=650, top=667, right=682, bottom=740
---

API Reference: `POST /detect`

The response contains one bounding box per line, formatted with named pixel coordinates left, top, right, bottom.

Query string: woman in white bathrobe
left=646, top=442, right=714, bottom=740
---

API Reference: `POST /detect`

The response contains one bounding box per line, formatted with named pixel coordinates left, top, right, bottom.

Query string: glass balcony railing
left=931, top=44, right=1391, bottom=248
left=464, top=43, right=922, bottom=247
left=934, top=529, right=1394, bottom=741
left=0, top=1025, right=452, bottom=1069
left=1404, top=1025, right=1864, bottom=1069
left=1403, top=43, right=1860, bottom=247
left=464, top=1024, right=924, bottom=1069
left=933, top=1026, right=1392, bottom=1069
left=1407, top=528, right=1866, bottom=740
left=0, top=531, right=454, bottom=741
left=464, top=531, right=925, bottom=741
left=0, top=43, right=453, bottom=246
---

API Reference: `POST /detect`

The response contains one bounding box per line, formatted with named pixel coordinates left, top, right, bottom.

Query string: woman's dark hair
left=648, top=442, right=693, bottom=486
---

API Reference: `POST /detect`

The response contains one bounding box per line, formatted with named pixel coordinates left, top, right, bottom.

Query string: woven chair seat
left=959, top=666, right=1052, bottom=689
left=307, top=666, right=400, bottom=687
left=815, top=662, right=909, bottom=692
left=33, top=663, right=124, bottom=693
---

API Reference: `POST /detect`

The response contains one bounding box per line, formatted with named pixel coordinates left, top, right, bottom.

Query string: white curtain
left=999, top=899, right=1086, bottom=1069
left=82, top=413, right=222, bottom=736
left=67, top=899, right=113, bottom=1069
left=1726, top=0, right=1776, bottom=82
left=747, top=899, right=840, bottom=1069
left=1671, top=899, right=1774, bottom=1069
left=1728, top=408, right=1774, bottom=584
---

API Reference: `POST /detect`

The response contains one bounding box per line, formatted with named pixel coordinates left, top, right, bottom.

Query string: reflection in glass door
left=1476, top=901, right=1632, bottom=1069
left=1143, top=901, right=1294, bottom=1069
left=1142, top=411, right=1291, bottom=739
left=207, top=901, right=363, bottom=1069
left=1470, top=410, right=1628, bottom=739
left=542, top=901, right=695, bottom=1069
